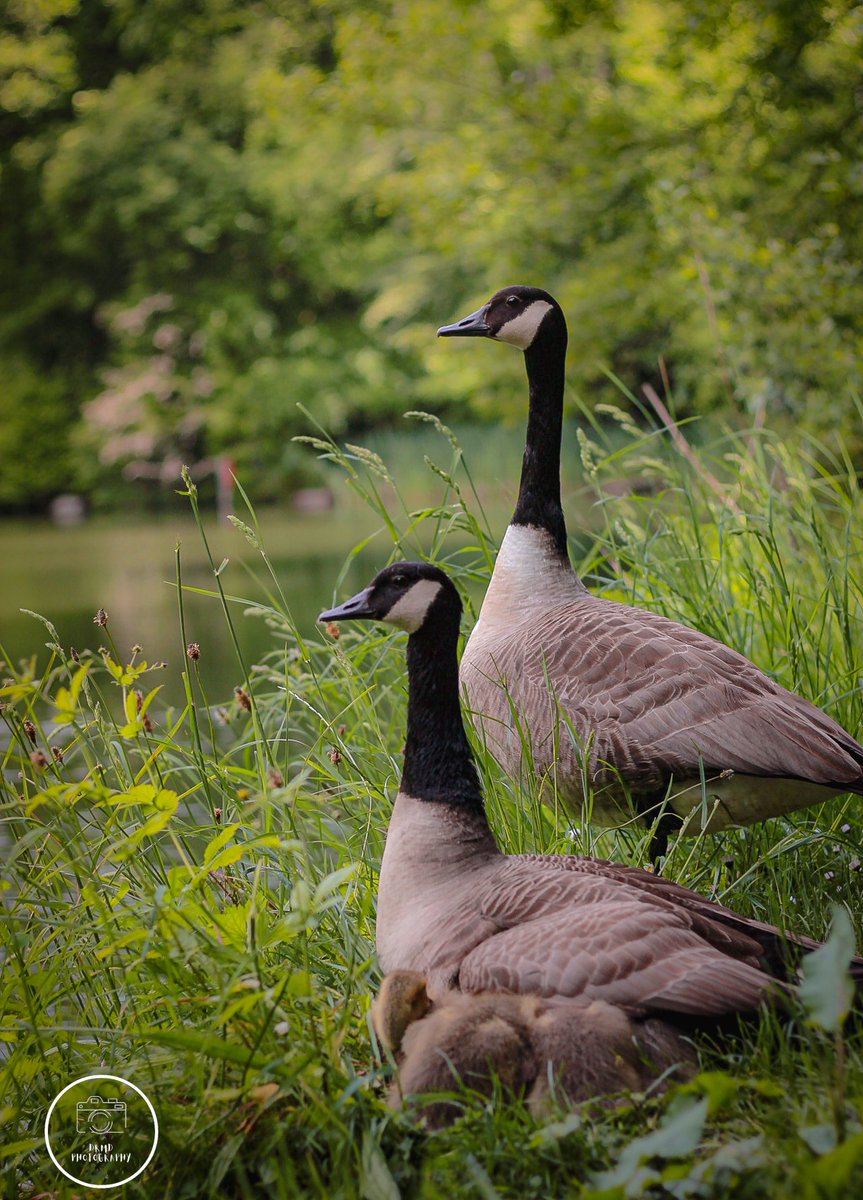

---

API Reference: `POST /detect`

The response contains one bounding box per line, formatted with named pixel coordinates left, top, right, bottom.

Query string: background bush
left=2, top=0, right=861, bottom=510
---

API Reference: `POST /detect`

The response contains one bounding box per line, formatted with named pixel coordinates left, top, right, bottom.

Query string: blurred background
left=2, top=0, right=861, bottom=697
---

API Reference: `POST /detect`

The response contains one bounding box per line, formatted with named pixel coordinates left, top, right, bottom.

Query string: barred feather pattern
left=462, top=569, right=863, bottom=831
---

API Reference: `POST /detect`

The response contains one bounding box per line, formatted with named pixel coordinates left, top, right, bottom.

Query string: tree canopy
left=2, top=0, right=861, bottom=510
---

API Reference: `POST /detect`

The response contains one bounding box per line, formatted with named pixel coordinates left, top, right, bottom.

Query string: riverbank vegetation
left=2, top=0, right=862, bottom=511
left=2, top=415, right=862, bottom=1196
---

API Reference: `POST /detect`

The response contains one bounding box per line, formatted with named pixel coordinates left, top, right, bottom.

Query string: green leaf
left=129, top=1028, right=271, bottom=1071
left=799, top=1123, right=838, bottom=1156
left=103, top=784, right=178, bottom=813
left=799, top=905, right=857, bottom=1032
left=119, top=684, right=162, bottom=737
left=592, top=1096, right=708, bottom=1191
left=103, top=783, right=157, bottom=807
left=53, top=662, right=90, bottom=722
left=285, top=970, right=313, bottom=997
left=105, top=787, right=179, bottom=857
left=208, top=1133, right=245, bottom=1193
left=312, top=863, right=358, bottom=906
left=204, top=844, right=247, bottom=872
left=103, top=654, right=124, bottom=682
left=95, top=927, right=148, bottom=959
left=218, top=902, right=253, bottom=952
left=530, top=1111, right=583, bottom=1146
left=152, top=787, right=179, bottom=812
left=805, top=1132, right=863, bottom=1195
left=203, top=822, right=241, bottom=867
left=0, top=1139, right=44, bottom=1160
left=360, top=1133, right=400, bottom=1200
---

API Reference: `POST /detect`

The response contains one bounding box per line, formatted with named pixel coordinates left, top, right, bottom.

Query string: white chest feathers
left=474, top=524, right=581, bottom=629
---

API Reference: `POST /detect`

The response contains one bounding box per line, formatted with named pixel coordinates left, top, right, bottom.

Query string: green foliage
left=2, top=416, right=863, bottom=1194
left=800, top=906, right=857, bottom=1034
left=0, top=355, right=80, bottom=510
left=590, top=1094, right=709, bottom=1193
left=1, top=0, right=862, bottom=509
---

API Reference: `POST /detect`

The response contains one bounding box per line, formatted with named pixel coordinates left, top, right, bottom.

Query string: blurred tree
left=1, top=0, right=861, bottom=511
left=316, top=0, right=862, bottom=432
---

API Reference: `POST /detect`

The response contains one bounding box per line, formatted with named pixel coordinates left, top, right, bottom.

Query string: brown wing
left=517, top=853, right=839, bottom=971
left=471, top=596, right=863, bottom=792
left=457, top=858, right=780, bottom=1017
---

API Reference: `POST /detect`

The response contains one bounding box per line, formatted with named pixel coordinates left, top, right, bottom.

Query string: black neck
left=511, top=318, right=569, bottom=559
left=400, top=604, right=484, bottom=811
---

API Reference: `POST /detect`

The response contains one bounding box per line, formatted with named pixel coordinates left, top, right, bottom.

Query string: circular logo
left=45, top=1074, right=158, bottom=1189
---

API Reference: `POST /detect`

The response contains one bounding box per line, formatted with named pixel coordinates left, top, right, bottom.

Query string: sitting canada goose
left=372, top=969, right=694, bottom=1127
left=319, top=563, right=862, bottom=1032
left=438, top=286, right=863, bottom=854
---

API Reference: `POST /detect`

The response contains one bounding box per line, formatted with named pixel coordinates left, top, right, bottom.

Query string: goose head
left=318, top=560, right=458, bottom=634
left=437, top=284, right=565, bottom=351
left=371, top=970, right=432, bottom=1052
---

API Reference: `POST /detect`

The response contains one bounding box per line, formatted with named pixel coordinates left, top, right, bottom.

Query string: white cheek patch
left=385, top=579, right=444, bottom=632
left=495, top=300, right=553, bottom=349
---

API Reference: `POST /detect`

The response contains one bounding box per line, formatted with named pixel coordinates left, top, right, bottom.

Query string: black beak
left=318, top=585, right=376, bottom=623
left=437, top=304, right=490, bottom=338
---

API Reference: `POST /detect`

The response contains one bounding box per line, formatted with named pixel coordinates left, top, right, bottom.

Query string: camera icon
left=76, top=1096, right=127, bottom=1136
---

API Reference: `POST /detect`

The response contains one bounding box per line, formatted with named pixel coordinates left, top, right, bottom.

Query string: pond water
left=0, top=506, right=402, bottom=707
left=0, top=420, right=598, bottom=708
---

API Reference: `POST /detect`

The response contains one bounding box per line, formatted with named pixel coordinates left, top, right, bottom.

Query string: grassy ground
left=2, top=407, right=863, bottom=1197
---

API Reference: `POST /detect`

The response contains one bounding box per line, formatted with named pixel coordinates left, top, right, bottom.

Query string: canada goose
left=373, top=969, right=694, bottom=1127
left=438, top=286, right=863, bottom=853
left=319, top=563, right=861, bottom=1029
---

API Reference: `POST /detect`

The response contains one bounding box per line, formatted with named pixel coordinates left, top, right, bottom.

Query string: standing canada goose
left=319, top=563, right=861, bottom=1060
left=372, top=969, right=694, bottom=1127
left=438, top=286, right=863, bottom=852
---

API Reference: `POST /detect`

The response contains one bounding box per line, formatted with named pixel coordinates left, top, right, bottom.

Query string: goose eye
left=506, top=296, right=520, bottom=307
left=389, top=574, right=407, bottom=587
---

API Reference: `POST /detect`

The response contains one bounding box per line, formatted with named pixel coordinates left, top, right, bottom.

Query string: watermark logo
left=76, top=1095, right=127, bottom=1136
left=45, top=1074, right=158, bottom=1189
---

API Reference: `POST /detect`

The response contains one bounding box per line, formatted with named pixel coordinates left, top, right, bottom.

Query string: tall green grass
left=1, top=410, right=862, bottom=1197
